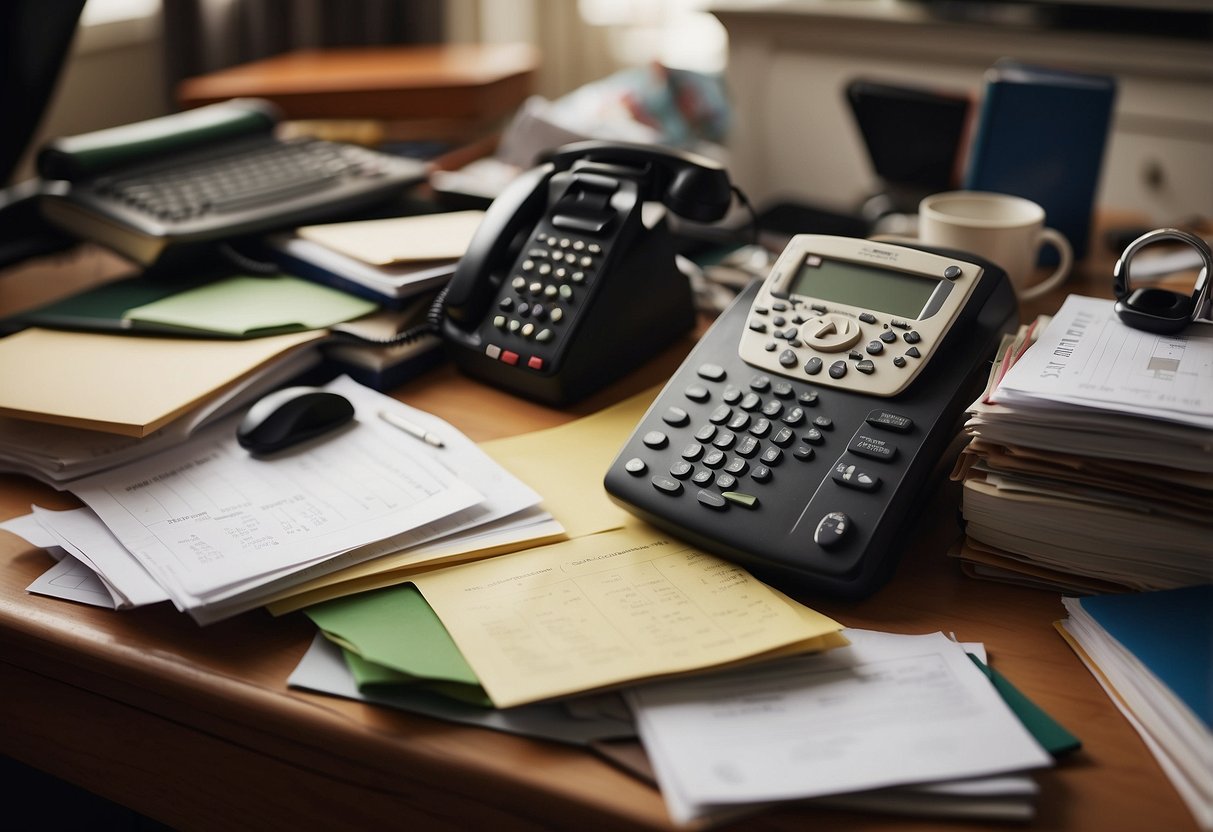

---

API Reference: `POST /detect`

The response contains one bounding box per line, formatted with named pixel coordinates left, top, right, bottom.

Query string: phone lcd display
left=790, top=256, right=939, bottom=320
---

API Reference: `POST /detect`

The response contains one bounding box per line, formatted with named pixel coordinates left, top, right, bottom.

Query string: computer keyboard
left=93, top=137, right=402, bottom=223
left=39, top=132, right=428, bottom=266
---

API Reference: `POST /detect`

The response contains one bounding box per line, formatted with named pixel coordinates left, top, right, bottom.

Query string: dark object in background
left=846, top=78, right=972, bottom=217
left=0, top=1, right=86, bottom=269
left=752, top=200, right=872, bottom=252
left=963, top=60, right=1116, bottom=261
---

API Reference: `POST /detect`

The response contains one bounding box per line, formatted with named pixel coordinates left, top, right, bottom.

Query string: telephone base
left=604, top=249, right=1016, bottom=598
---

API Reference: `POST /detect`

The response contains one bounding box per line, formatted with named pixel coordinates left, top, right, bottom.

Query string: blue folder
left=1077, top=584, right=1212, bottom=730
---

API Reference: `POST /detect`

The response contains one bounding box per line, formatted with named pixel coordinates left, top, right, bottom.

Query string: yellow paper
left=297, top=210, right=486, bottom=266
left=478, top=386, right=660, bottom=538
left=410, top=524, right=846, bottom=708
left=0, top=328, right=323, bottom=436
left=263, top=520, right=567, bottom=614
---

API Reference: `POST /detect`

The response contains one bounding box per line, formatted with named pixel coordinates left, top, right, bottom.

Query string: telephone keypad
left=483, top=227, right=610, bottom=371
left=631, top=354, right=920, bottom=558
left=652, top=476, right=683, bottom=495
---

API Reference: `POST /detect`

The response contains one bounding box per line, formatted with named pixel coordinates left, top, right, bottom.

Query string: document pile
left=295, top=524, right=848, bottom=708
left=7, top=376, right=562, bottom=624
left=1057, top=586, right=1212, bottom=830
left=284, top=522, right=1073, bottom=823
left=950, top=295, right=1213, bottom=592
left=629, top=630, right=1060, bottom=824
left=0, top=326, right=325, bottom=484
left=0, top=271, right=412, bottom=484
left=265, top=210, right=485, bottom=307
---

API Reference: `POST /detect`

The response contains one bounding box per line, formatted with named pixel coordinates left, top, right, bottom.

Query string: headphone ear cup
left=663, top=164, right=733, bottom=223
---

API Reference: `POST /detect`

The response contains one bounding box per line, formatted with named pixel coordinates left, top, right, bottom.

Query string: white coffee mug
left=917, top=191, right=1073, bottom=300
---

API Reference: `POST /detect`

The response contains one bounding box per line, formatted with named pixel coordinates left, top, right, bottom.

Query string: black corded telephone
left=439, top=141, right=736, bottom=405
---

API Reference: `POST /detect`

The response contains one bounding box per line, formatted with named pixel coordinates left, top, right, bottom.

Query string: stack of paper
left=6, top=376, right=562, bottom=624
left=0, top=269, right=410, bottom=483
left=322, top=291, right=445, bottom=392
left=629, top=630, right=1057, bottom=824
left=265, top=210, right=485, bottom=307
left=0, top=327, right=326, bottom=484
left=1057, top=586, right=1212, bottom=830
left=265, top=385, right=654, bottom=613
left=286, top=606, right=1074, bottom=823
left=950, top=295, right=1213, bottom=592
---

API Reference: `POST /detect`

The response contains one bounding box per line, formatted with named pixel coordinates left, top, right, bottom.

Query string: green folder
left=3, top=273, right=376, bottom=338
left=305, top=584, right=490, bottom=706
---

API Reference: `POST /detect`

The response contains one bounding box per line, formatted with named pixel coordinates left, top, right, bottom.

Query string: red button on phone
left=527, top=356, right=544, bottom=370
left=500, top=350, right=519, bottom=365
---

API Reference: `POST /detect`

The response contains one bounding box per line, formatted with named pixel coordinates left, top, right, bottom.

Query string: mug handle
left=1019, top=227, right=1073, bottom=300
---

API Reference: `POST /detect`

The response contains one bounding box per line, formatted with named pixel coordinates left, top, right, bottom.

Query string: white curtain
left=444, top=0, right=621, bottom=101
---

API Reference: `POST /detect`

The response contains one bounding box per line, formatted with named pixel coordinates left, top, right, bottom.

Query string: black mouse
left=236, top=387, right=355, bottom=455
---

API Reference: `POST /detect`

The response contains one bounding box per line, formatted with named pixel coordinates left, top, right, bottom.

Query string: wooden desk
left=176, top=44, right=539, bottom=144
left=0, top=236, right=1198, bottom=831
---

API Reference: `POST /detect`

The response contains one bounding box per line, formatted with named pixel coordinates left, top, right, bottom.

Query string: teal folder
left=1077, top=585, right=1212, bottom=730
left=969, top=654, right=1082, bottom=757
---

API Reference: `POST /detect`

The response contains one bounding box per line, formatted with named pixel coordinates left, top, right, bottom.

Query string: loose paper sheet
left=30, top=506, right=170, bottom=607
left=410, top=524, right=846, bottom=708
left=297, top=210, right=485, bottom=266
left=478, top=386, right=658, bottom=538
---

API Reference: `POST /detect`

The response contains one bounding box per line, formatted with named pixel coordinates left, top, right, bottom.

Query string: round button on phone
left=643, top=430, right=668, bottom=449
left=813, top=512, right=850, bottom=549
left=801, top=314, right=862, bottom=352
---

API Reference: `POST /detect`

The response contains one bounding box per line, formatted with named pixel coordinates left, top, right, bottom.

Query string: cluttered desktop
left=0, top=5, right=1209, bottom=831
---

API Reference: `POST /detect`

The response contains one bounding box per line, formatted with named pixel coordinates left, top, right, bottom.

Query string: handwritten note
left=411, top=524, right=846, bottom=708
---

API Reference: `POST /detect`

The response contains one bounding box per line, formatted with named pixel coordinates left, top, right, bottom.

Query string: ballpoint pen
left=378, top=409, right=445, bottom=448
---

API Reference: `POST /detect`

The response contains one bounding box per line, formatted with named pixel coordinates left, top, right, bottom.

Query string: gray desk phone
left=606, top=234, right=1017, bottom=598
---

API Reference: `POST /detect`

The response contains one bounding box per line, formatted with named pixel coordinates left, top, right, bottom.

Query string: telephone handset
left=440, top=140, right=735, bottom=405
left=604, top=234, right=1017, bottom=598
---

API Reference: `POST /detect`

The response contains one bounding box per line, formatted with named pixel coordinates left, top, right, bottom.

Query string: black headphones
left=1113, top=228, right=1212, bottom=334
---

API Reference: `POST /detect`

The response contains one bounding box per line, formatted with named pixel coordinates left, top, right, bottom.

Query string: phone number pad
left=495, top=233, right=603, bottom=341
left=627, top=371, right=833, bottom=508
left=625, top=365, right=914, bottom=551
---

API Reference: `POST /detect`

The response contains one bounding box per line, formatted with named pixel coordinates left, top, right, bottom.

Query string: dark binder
left=963, top=61, right=1116, bottom=260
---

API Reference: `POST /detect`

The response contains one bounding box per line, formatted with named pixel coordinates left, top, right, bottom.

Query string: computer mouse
left=236, top=387, right=355, bottom=455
